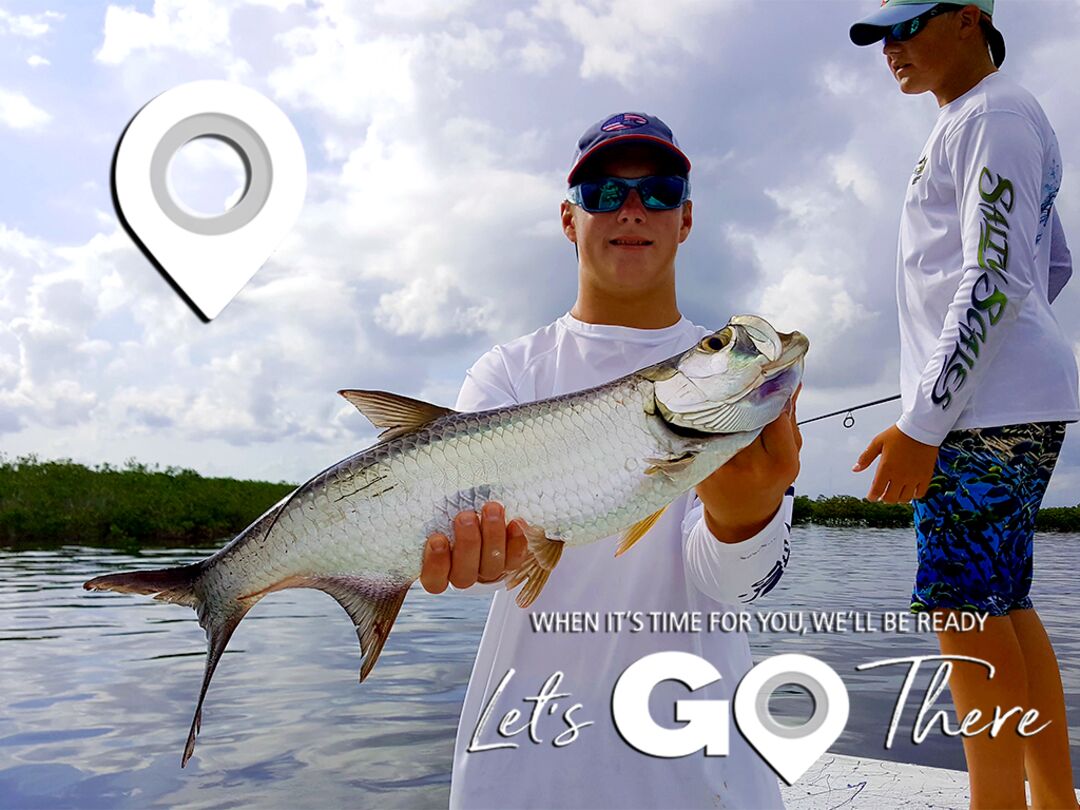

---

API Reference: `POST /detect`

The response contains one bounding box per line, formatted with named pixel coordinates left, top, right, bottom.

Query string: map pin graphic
left=733, top=654, right=849, bottom=785
left=113, top=80, right=306, bottom=321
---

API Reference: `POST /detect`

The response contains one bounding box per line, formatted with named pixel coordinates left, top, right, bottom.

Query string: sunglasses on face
left=566, top=175, right=691, bottom=213
left=885, top=4, right=960, bottom=43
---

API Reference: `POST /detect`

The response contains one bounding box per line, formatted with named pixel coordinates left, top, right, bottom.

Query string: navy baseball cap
left=850, top=1, right=1005, bottom=67
left=567, top=112, right=691, bottom=186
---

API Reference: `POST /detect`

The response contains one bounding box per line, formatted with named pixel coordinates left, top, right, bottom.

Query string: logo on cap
left=601, top=113, right=649, bottom=132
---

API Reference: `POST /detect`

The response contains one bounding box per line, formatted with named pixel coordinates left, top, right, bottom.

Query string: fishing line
left=796, top=395, right=901, bottom=429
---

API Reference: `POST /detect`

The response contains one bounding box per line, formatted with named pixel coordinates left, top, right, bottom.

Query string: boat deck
left=780, top=754, right=1080, bottom=808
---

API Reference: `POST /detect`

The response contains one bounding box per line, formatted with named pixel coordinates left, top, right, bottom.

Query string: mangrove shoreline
left=2, top=457, right=1079, bottom=550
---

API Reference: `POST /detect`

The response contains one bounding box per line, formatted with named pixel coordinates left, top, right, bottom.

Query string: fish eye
left=700, top=329, right=731, bottom=353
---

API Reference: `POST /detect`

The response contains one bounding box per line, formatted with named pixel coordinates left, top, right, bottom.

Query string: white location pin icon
left=733, top=653, right=849, bottom=785
left=113, top=80, right=306, bottom=320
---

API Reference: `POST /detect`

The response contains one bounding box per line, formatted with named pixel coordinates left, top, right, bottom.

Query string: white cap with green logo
left=849, top=1, right=1005, bottom=67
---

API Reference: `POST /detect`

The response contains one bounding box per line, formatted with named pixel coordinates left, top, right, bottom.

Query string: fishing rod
left=797, top=394, right=901, bottom=429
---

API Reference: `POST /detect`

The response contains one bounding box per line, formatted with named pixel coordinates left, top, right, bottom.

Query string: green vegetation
left=1035, top=507, right=1080, bottom=533
left=793, top=495, right=913, bottom=528
left=793, top=494, right=1080, bottom=532
left=3, top=457, right=1079, bottom=550
left=0, top=456, right=294, bottom=550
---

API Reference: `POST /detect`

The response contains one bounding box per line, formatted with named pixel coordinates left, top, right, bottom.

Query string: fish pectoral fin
left=615, top=506, right=667, bottom=558
left=306, top=576, right=409, bottom=682
left=338, top=389, right=457, bottom=441
left=505, top=524, right=564, bottom=609
left=644, top=451, right=697, bottom=477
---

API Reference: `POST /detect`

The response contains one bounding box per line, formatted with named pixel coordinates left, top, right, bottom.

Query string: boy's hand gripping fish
left=84, top=314, right=808, bottom=765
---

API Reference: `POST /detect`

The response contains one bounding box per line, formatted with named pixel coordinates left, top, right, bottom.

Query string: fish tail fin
left=83, top=563, right=204, bottom=607
left=84, top=564, right=412, bottom=762
left=183, top=599, right=256, bottom=767
left=85, top=562, right=261, bottom=767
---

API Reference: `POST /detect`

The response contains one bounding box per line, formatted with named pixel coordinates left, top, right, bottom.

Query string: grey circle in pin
left=150, top=113, right=272, bottom=236
left=754, top=671, right=829, bottom=740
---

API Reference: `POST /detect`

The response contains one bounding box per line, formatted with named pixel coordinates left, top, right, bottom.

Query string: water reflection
left=1, top=529, right=1077, bottom=808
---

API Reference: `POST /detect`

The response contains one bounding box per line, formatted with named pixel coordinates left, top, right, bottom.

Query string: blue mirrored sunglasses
left=885, top=4, right=960, bottom=43
left=566, top=175, right=691, bottom=213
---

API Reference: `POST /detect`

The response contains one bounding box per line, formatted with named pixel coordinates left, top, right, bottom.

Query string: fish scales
left=202, top=378, right=674, bottom=608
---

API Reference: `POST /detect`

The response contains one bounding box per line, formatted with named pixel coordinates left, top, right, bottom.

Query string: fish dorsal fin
left=615, top=505, right=668, bottom=557
left=339, top=389, right=456, bottom=441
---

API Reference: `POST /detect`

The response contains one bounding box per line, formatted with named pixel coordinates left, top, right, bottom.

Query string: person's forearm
left=683, top=490, right=793, bottom=604
left=703, top=497, right=782, bottom=543
left=900, top=249, right=1032, bottom=445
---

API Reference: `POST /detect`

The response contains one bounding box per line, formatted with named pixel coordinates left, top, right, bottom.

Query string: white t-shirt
left=448, top=312, right=792, bottom=810
left=896, top=71, right=1080, bottom=446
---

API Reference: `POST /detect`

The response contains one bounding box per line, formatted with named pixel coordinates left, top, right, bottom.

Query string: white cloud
left=0, top=236, right=103, bottom=432
left=724, top=142, right=892, bottom=387
left=0, top=88, right=50, bottom=130
left=0, top=223, right=323, bottom=449
left=0, top=350, right=19, bottom=392
left=431, top=23, right=503, bottom=72
left=26, top=55, right=50, bottom=68
left=831, top=153, right=885, bottom=208
left=514, top=40, right=562, bottom=74
left=0, top=224, right=51, bottom=263
left=505, top=9, right=537, bottom=32
left=4, top=0, right=1080, bottom=501
left=819, top=62, right=863, bottom=97
left=530, top=0, right=729, bottom=84
left=375, top=265, right=493, bottom=339
left=242, top=0, right=305, bottom=9
left=269, top=17, right=420, bottom=123
left=0, top=9, right=63, bottom=38
left=756, top=267, right=874, bottom=349
left=95, top=0, right=231, bottom=64
left=372, top=0, right=476, bottom=21
left=2, top=378, right=97, bottom=429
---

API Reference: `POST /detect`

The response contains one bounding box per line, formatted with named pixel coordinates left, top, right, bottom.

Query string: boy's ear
left=679, top=200, right=693, bottom=244
left=561, top=201, right=577, bottom=243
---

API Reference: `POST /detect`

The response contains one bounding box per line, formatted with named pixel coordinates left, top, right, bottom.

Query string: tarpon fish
left=84, top=314, right=808, bottom=766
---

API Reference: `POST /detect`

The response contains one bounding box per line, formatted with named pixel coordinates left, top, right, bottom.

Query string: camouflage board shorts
left=911, top=422, right=1066, bottom=616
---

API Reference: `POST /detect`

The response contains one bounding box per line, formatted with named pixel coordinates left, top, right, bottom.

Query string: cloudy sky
left=3, top=0, right=1080, bottom=505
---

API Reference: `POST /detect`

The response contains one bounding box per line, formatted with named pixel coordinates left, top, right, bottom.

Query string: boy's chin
left=897, top=77, right=929, bottom=96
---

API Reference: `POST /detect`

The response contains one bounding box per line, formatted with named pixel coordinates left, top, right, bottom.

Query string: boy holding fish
left=848, top=2, right=1079, bottom=807
left=421, top=113, right=803, bottom=809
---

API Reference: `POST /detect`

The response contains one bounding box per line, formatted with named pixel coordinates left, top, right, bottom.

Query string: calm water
left=1, top=527, right=1078, bottom=809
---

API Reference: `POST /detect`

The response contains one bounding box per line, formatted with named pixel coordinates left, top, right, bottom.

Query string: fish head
left=648, top=315, right=808, bottom=434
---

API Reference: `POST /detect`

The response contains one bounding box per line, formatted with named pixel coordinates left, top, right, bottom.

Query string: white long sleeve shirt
left=896, top=71, right=1079, bottom=446
left=448, top=312, right=791, bottom=810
